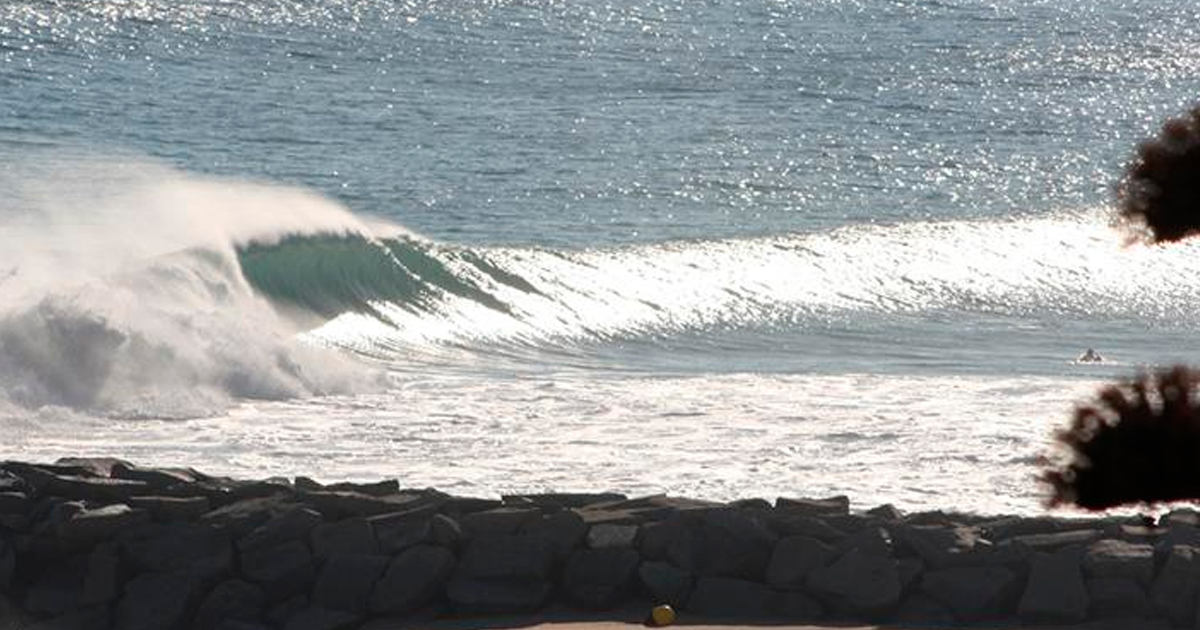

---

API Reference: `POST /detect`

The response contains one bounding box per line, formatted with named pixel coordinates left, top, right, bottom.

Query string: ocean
left=2, top=0, right=1199, bottom=514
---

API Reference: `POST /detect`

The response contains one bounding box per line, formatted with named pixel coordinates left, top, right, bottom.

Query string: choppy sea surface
left=3, top=0, right=1200, bottom=514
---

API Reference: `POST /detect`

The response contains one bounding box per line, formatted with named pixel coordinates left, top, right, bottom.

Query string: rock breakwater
left=0, top=458, right=1194, bottom=629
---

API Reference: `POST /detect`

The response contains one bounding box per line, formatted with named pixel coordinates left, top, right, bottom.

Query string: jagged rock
left=25, top=471, right=150, bottom=503
left=807, top=547, right=901, bottom=613
left=311, top=517, right=378, bottom=559
left=1018, top=549, right=1088, bottom=624
left=0, top=539, right=15, bottom=589
left=765, top=514, right=845, bottom=542
left=368, top=511, right=432, bottom=554
left=687, top=577, right=775, bottom=618
left=1083, top=538, right=1154, bottom=584
left=982, top=516, right=1102, bottom=541
left=1150, top=544, right=1200, bottom=626
left=891, top=593, right=955, bottom=626
left=765, top=535, right=835, bottom=590
left=638, top=561, right=693, bottom=607
left=0, top=491, right=29, bottom=514
left=772, top=590, right=824, bottom=620
left=891, top=524, right=991, bottom=569
left=22, top=605, right=111, bottom=630
left=194, top=579, right=265, bottom=630
left=440, top=497, right=503, bottom=515
left=201, top=496, right=298, bottom=537
left=666, top=510, right=777, bottom=579
left=460, top=508, right=541, bottom=539
left=369, top=545, right=455, bottom=614
left=867, top=504, right=904, bottom=521
left=897, top=557, right=924, bottom=589
left=502, top=493, right=626, bottom=509
left=25, top=556, right=86, bottom=616
left=430, top=514, right=461, bottom=549
left=1002, top=529, right=1103, bottom=552
left=312, top=554, right=389, bottom=614
left=324, top=479, right=400, bottom=497
left=266, top=595, right=309, bottom=627
left=637, top=518, right=684, bottom=560
left=122, top=523, right=233, bottom=579
left=58, top=504, right=150, bottom=546
left=522, top=511, right=587, bottom=556
left=775, top=496, right=850, bottom=517
left=242, top=540, right=316, bottom=600
left=238, top=506, right=323, bottom=554
left=299, top=490, right=434, bottom=519
left=128, top=496, right=210, bottom=522
left=586, top=523, right=638, bottom=549
left=282, top=607, right=361, bottom=630
left=1159, top=508, right=1200, bottom=528
left=731, top=498, right=772, bottom=511
left=114, top=571, right=205, bottom=630
left=56, top=457, right=131, bottom=477
left=445, top=578, right=552, bottom=612
left=111, top=463, right=196, bottom=489
left=560, top=547, right=640, bottom=609
left=921, top=565, right=1019, bottom=622
left=1155, top=524, right=1200, bottom=561
left=834, top=525, right=892, bottom=556
left=1087, top=577, right=1148, bottom=618
left=456, top=534, right=555, bottom=581
left=81, top=543, right=121, bottom=605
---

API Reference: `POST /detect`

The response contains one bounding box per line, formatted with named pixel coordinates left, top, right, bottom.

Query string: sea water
left=2, top=0, right=1200, bottom=514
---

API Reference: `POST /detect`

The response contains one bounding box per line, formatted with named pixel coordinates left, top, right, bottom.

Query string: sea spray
left=0, top=158, right=383, bottom=418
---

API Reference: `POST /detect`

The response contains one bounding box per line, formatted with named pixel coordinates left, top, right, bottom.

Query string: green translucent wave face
left=236, top=234, right=514, bottom=321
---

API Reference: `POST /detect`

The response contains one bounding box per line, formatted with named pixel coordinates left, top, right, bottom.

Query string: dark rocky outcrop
left=2, top=457, right=1198, bottom=630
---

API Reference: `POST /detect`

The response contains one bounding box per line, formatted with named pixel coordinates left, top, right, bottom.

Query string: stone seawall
left=0, top=458, right=1193, bottom=629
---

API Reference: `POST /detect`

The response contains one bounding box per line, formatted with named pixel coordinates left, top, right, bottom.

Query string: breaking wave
left=3, top=159, right=1200, bottom=417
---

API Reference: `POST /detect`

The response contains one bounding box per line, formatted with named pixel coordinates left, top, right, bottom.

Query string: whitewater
left=5, top=0, right=1200, bottom=514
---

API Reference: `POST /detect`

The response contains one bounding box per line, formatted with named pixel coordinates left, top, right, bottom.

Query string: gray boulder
left=369, top=545, right=455, bottom=614
left=368, top=511, right=433, bottom=554
left=686, top=577, right=774, bottom=618
left=58, top=504, right=150, bottom=546
left=0, top=491, right=29, bottom=514
left=1083, top=538, right=1154, bottom=584
left=1017, top=549, right=1088, bottom=624
left=282, top=606, right=361, bottom=630
left=81, top=543, right=122, bottom=605
left=807, top=547, right=901, bottom=613
left=1087, top=577, right=1148, bottom=618
left=238, top=507, right=323, bottom=554
left=775, top=496, right=850, bottom=517
left=765, top=535, right=834, bottom=590
left=586, top=523, right=638, bottom=549
left=445, top=578, right=552, bottom=613
left=122, top=523, right=233, bottom=579
left=666, top=510, right=777, bottom=580
left=921, top=565, right=1019, bottom=622
left=128, top=496, right=210, bottom=522
left=891, top=524, right=991, bottom=569
left=460, top=508, right=541, bottom=539
left=456, top=534, right=556, bottom=581
left=560, top=547, right=640, bottom=609
left=638, top=561, right=693, bottom=608
left=25, top=557, right=86, bottom=616
left=311, top=554, right=389, bottom=614
left=1150, top=544, right=1200, bottom=626
left=311, top=517, right=378, bottom=559
left=194, top=579, right=265, bottom=630
left=522, top=511, right=587, bottom=556
left=114, top=571, right=205, bottom=630
left=241, top=540, right=316, bottom=601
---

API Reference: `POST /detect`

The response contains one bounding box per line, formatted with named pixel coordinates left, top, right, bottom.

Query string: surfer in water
left=1076, top=348, right=1104, bottom=363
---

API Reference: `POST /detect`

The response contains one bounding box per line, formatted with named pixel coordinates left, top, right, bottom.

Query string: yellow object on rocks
left=649, top=604, right=676, bottom=627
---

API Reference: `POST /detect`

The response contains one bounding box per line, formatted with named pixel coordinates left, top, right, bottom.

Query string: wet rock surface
left=0, top=457, right=1195, bottom=629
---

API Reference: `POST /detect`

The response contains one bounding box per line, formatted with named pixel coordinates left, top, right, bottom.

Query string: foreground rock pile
left=0, top=458, right=1197, bottom=629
